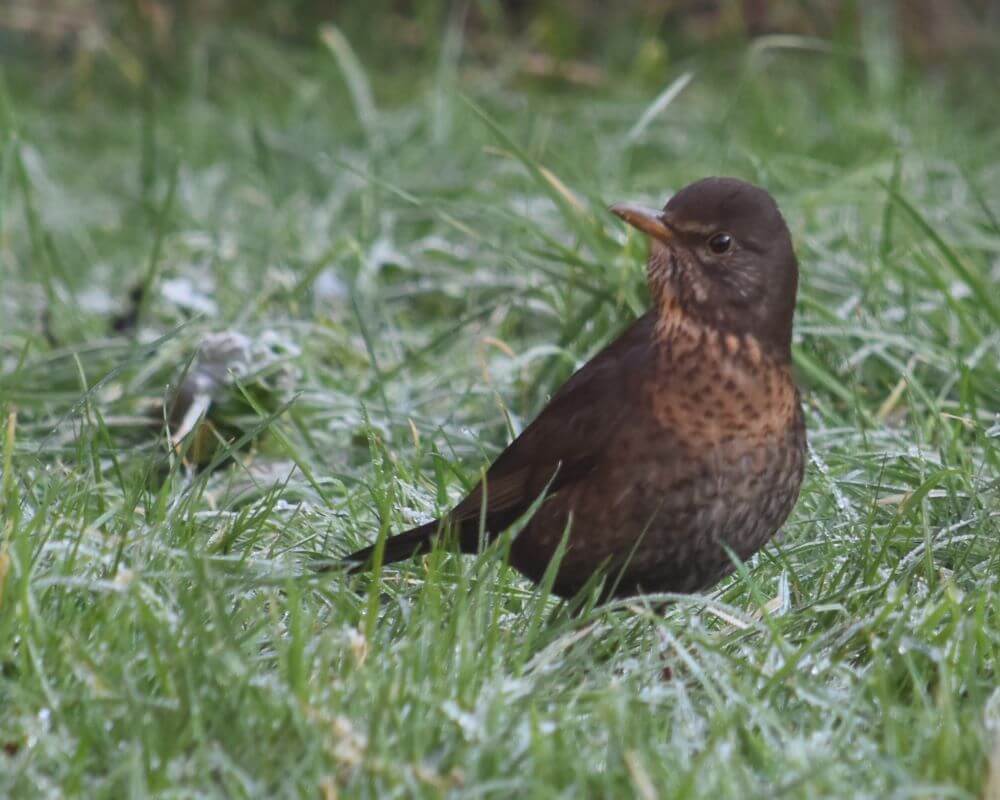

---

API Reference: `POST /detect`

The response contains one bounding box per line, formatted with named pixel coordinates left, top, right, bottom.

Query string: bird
left=345, top=177, right=807, bottom=600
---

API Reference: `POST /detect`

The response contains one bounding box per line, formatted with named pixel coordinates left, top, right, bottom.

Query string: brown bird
left=346, top=177, right=806, bottom=599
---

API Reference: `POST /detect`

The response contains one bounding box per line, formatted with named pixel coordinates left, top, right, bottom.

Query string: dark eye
left=708, top=232, right=733, bottom=254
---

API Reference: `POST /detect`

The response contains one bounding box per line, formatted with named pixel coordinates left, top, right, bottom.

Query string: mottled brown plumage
left=346, top=177, right=806, bottom=599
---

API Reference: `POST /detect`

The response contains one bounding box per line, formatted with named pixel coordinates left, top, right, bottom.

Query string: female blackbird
left=346, top=177, right=806, bottom=599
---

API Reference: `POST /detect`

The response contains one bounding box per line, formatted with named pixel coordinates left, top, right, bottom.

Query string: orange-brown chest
left=645, top=313, right=800, bottom=453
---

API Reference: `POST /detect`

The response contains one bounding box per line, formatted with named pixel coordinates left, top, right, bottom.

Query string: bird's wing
left=449, top=311, right=656, bottom=537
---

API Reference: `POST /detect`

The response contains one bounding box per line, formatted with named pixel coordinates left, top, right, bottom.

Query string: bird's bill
left=610, top=203, right=673, bottom=243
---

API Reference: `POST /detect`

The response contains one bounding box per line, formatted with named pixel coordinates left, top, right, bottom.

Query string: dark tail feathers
left=344, top=519, right=443, bottom=573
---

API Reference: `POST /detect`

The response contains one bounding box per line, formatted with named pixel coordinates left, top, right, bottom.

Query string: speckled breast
left=625, top=413, right=806, bottom=595
left=515, top=320, right=807, bottom=599
left=613, top=323, right=807, bottom=595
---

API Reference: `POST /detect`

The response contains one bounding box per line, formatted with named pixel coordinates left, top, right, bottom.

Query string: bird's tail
left=344, top=519, right=443, bottom=573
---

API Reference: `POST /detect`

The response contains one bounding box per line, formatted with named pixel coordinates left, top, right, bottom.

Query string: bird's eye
left=708, top=232, right=733, bottom=254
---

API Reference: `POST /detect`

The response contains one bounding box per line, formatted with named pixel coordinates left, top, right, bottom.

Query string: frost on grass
left=0, top=40, right=997, bottom=799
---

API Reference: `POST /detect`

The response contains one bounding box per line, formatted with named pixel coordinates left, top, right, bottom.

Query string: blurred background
left=3, top=0, right=999, bottom=86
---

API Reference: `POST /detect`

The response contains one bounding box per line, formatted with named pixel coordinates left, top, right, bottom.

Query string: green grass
left=1, top=23, right=999, bottom=799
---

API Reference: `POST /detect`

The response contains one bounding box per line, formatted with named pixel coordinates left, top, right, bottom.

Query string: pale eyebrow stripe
left=666, top=221, right=716, bottom=236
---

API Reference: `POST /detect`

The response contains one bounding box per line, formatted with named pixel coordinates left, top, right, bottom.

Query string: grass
left=1, top=20, right=999, bottom=798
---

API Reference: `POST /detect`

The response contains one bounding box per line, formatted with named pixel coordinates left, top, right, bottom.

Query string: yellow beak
left=610, top=203, right=674, bottom=244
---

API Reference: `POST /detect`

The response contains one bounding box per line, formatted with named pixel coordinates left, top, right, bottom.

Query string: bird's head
left=612, top=177, right=799, bottom=358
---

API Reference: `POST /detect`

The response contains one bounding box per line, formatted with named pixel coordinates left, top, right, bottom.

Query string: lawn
left=1, top=15, right=998, bottom=798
